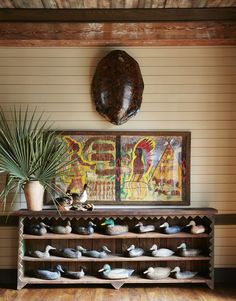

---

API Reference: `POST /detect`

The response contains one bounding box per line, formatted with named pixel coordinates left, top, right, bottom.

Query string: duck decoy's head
left=135, top=222, right=143, bottom=227
left=76, top=246, right=86, bottom=252
left=159, top=222, right=169, bottom=228
left=55, top=265, right=64, bottom=273
left=45, top=245, right=56, bottom=252
left=98, top=264, right=111, bottom=272
left=186, top=220, right=196, bottom=227
left=143, top=267, right=154, bottom=274
left=39, top=222, right=47, bottom=228
left=150, top=244, right=158, bottom=251
left=177, top=243, right=187, bottom=250
left=127, top=245, right=135, bottom=251
left=66, top=220, right=71, bottom=226
left=101, top=218, right=115, bottom=226
left=88, top=221, right=96, bottom=227
left=101, top=246, right=111, bottom=253
left=171, top=266, right=180, bottom=273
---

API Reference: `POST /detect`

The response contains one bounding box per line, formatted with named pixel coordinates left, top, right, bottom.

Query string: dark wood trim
left=0, top=8, right=236, bottom=22
left=0, top=21, right=235, bottom=47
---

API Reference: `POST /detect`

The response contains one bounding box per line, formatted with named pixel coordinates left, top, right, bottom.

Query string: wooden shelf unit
left=16, top=208, right=217, bottom=290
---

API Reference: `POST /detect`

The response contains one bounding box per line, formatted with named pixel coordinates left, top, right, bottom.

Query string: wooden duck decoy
left=159, top=222, right=183, bottom=234
left=98, top=264, right=134, bottom=279
left=185, top=220, right=206, bottom=234
left=34, top=264, right=64, bottom=280
left=51, top=220, right=72, bottom=234
left=135, top=222, right=155, bottom=233
left=27, top=245, right=56, bottom=258
left=101, top=218, right=128, bottom=235
left=25, top=222, right=50, bottom=236
left=171, top=266, right=198, bottom=279
left=71, top=184, right=88, bottom=205
left=50, top=247, right=82, bottom=258
left=77, top=245, right=111, bottom=258
left=150, top=244, right=174, bottom=257
left=55, top=190, right=73, bottom=211
left=126, top=245, right=144, bottom=257
left=177, top=243, right=201, bottom=257
left=143, top=267, right=171, bottom=280
left=74, top=221, right=96, bottom=235
left=63, top=266, right=85, bottom=279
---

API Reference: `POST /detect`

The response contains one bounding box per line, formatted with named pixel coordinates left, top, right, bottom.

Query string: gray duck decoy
left=126, top=245, right=144, bottom=257
left=50, top=247, right=82, bottom=258
left=74, top=221, right=96, bottom=235
left=51, top=220, right=72, bottom=234
left=25, top=222, right=50, bottom=236
left=34, top=264, right=64, bottom=280
left=143, top=267, right=171, bottom=280
left=159, top=222, right=183, bottom=234
left=62, top=266, right=85, bottom=279
left=135, top=222, right=155, bottom=233
left=171, top=266, right=198, bottom=279
left=185, top=220, right=206, bottom=234
left=77, top=245, right=111, bottom=258
left=27, top=245, right=56, bottom=258
left=150, top=244, right=174, bottom=257
left=99, top=264, right=134, bottom=280
left=177, top=243, right=201, bottom=257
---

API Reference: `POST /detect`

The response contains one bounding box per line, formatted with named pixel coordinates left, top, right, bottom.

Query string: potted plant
left=0, top=107, right=74, bottom=211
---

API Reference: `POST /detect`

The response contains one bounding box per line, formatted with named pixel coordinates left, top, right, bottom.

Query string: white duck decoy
left=126, top=245, right=144, bottom=257
left=171, top=266, right=198, bottom=279
left=144, top=267, right=171, bottom=280
left=27, top=245, right=55, bottom=258
left=150, top=244, right=174, bottom=257
left=74, top=184, right=88, bottom=205
left=177, top=243, right=201, bottom=257
left=186, top=220, right=206, bottom=234
left=135, top=222, right=155, bottom=233
left=98, top=264, right=134, bottom=279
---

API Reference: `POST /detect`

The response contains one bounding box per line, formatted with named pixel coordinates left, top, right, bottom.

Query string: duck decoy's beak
left=98, top=268, right=105, bottom=272
left=106, top=248, right=111, bottom=253
left=143, top=270, right=149, bottom=274
left=159, top=224, right=165, bottom=228
left=185, top=222, right=191, bottom=227
left=127, top=246, right=132, bottom=251
left=170, top=268, right=176, bottom=273
left=176, top=245, right=182, bottom=249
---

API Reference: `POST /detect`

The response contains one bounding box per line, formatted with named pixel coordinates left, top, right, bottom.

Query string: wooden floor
left=0, top=284, right=236, bottom=301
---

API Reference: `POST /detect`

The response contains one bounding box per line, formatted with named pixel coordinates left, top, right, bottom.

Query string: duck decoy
left=185, top=220, right=206, bottom=234
left=126, top=245, right=144, bottom=257
left=55, top=190, right=73, bottom=211
left=135, top=222, right=155, bottom=233
left=70, top=184, right=88, bottom=205
left=34, top=264, right=64, bottom=280
left=150, top=244, right=174, bottom=257
left=62, top=266, right=85, bottom=279
left=177, top=243, right=201, bottom=257
left=143, top=267, right=171, bottom=280
left=171, top=266, right=198, bottom=279
left=98, top=264, right=134, bottom=280
left=159, top=222, right=183, bottom=234
left=51, top=220, right=72, bottom=234
left=25, top=222, right=50, bottom=236
left=27, top=245, right=56, bottom=258
left=77, top=245, right=111, bottom=258
left=101, top=218, right=128, bottom=235
left=74, top=221, right=96, bottom=235
left=50, top=247, right=82, bottom=258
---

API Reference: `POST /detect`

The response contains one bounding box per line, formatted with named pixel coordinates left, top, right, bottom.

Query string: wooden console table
left=15, top=208, right=217, bottom=289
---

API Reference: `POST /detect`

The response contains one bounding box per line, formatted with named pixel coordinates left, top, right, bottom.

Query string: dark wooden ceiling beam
left=0, top=8, right=236, bottom=22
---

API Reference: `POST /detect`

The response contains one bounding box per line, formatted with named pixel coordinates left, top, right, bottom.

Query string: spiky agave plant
left=0, top=107, right=74, bottom=210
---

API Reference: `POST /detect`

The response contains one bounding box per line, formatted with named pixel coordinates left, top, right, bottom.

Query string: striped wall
left=0, top=46, right=235, bottom=268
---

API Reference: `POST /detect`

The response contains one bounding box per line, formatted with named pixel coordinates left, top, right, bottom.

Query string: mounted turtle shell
left=91, top=50, right=144, bottom=125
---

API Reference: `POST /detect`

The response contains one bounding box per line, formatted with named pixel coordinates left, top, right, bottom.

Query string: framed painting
left=55, top=131, right=191, bottom=206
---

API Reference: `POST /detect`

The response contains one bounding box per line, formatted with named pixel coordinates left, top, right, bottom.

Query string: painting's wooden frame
left=56, top=131, right=191, bottom=206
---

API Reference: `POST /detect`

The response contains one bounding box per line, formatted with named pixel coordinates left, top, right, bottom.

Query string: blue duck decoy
left=77, top=245, right=111, bottom=258
left=101, top=218, right=128, bottom=235
left=177, top=243, right=201, bottom=257
left=98, top=264, right=134, bottom=280
left=159, top=222, right=183, bottom=234
left=50, top=247, right=82, bottom=258
left=126, top=245, right=144, bottom=257
left=62, top=266, right=85, bottom=279
left=74, top=221, right=96, bottom=235
left=171, top=266, right=198, bottom=279
left=143, top=267, right=171, bottom=280
left=34, top=264, right=64, bottom=280
left=185, top=220, right=206, bottom=234
left=25, top=222, right=50, bottom=236
left=150, top=244, right=174, bottom=257
left=51, top=220, right=72, bottom=234
left=135, top=222, right=155, bottom=233
left=27, top=245, right=56, bottom=258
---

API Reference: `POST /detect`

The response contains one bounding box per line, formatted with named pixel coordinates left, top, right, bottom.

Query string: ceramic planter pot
left=23, top=181, right=45, bottom=211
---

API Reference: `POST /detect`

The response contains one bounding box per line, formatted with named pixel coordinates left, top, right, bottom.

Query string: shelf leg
left=111, top=281, right=125, bottom=290
left=206, top=280, right=214, bottom=290
left=17, top=280, right=28, bottom=290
